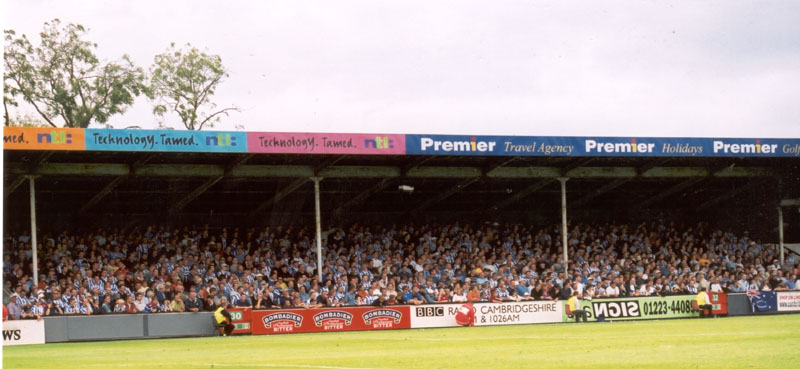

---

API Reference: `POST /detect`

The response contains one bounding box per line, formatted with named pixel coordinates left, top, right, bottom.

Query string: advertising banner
left=473, top=301, right=562, bottom=326
left=247, top=132, right=405, bottom=155
left=3, top=127, right=85, bottom=151
left=6, top=127, right=799, bottom=157
left=709, top=292, right=728, bottom=315
left=251, top=306, right=410, bottom=335
left=777, top=291, right=800, bottom=312
left=563, top=295, right=701, bottom=322
left=410, top=303, right=463, bottom=328
left=227, top=307, right=252, bottom=334
left=2, top=319, right=45, bottom=346
left=409, top=301, right=562, bottom=328
left=405, top=135, right=800, bottom=158
left=85, top=129, right=248, bottom=153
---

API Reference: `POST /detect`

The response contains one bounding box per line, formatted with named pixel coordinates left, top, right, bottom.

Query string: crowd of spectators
left=4, top=220, right=800, bottom=320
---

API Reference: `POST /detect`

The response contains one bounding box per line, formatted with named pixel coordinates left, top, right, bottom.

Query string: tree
left=3, top=19, right=146, bottom=128
left=3, top=82, right=18, bottom=126
left=148, top=43, right=238, bottom=130
left=6, top=112, right=49, bottom=127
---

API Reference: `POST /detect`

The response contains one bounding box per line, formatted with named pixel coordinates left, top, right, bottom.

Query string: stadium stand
left=4, top=220, right=799, bottom=319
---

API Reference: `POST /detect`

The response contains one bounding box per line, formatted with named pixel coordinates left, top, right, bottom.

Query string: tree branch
left=3, top=96, right=9, bottom=126
left=8, top=73, right=57, bottom=127
left=197, top=107, right=238, bottom=131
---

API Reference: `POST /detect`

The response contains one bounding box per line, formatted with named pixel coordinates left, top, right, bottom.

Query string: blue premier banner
left=85, top=129, right=248, bottom=153
left=405, top=135, right=800, bottom=157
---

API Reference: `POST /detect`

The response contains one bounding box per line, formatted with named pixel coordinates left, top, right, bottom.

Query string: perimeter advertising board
left=409, top=303, right=463, bottom=328
left=227, top=307, right=252, bottom=334
left=474, top=301, right=562, bottom=326
left=409, top=301, right=562, bottom=328
left=2, top=319, right=45, bottom=346
left=563, top=295, right=701, bottom=322
left=777, top=291, right=800, bottom=312
left=251, top=306, right=410, bottom=335
left=709, top=292, right=728, bottom=315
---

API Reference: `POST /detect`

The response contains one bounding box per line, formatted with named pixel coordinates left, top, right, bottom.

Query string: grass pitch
left=4, top=315, right=800, bottom=369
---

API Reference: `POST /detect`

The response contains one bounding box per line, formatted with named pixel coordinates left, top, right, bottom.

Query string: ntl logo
left=364, top=136, right=394, bottom=149
left=37, top=131, right=72, bottom=144
left=585, top=138, right=654, bottom=154
left=713, top=140, right=777, bottom=154
left=420, top=137, right=497, bottom=152
left=205, top=133, right=236, bottom=147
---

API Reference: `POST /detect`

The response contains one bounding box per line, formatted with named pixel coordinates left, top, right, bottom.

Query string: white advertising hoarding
left=409, top=304, right=462, bottom=328
left=410, top=301, right=562, bottom=328
left=3, top=319, right=46, bottom=346
left=777, top=291, right=800, bottom=312
left=474, top=301, right=562, bottom=326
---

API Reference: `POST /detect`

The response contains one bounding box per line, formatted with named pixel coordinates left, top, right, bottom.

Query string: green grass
left=4, top=315, right=800, bottom=369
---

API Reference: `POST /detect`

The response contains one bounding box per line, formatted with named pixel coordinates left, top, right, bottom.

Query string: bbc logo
left=415, top=306, right=445, bottom=317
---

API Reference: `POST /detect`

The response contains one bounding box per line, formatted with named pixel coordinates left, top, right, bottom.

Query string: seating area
left=4, top=219, right=799, bottom=319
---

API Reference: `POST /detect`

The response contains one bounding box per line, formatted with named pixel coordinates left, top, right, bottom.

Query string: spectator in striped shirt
left=44, top=298, right=63, bottom=316
left=64, top=299, right=82, bottom=315
left=113, top=299, right=126, bottom=313
left=24, top=300, right=45, bottom=320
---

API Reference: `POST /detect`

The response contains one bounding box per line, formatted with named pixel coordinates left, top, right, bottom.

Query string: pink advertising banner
left=247, top=132, right=405, bottom=155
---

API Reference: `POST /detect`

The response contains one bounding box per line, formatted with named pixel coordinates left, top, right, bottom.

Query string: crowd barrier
left=4, top=291, right=800, bottom=344
left=37, top=312, right=216, bottom=343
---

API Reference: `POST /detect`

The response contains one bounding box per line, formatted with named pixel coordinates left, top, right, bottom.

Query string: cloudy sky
left=4, top=0, right=800, bottom=137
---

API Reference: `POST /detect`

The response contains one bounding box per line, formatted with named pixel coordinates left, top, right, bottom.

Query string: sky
left=4, top=0, right=800, bottom=137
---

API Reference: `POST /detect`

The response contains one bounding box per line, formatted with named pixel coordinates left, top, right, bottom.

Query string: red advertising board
left=251, top=306, right=411, bottom=335
left=228, top=307, right=252, bottom=334
left=709, top=292, right=728, bottom=315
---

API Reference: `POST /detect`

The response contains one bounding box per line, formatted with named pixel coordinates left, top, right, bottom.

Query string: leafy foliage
left=3, top=19, right=146, bottom=128
left=148, top=43, right=238, bottom=130
left=5, top=112, right=49, bottom=127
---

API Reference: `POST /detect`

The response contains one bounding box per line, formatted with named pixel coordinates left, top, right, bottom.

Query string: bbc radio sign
left=410, top=302, right=562, bottom=328
left=410, top=304, right=462, bottom=328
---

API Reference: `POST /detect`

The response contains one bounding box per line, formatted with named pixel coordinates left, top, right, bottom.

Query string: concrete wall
left=41, top=296, right=796, bottom=343
left=147, top=313, right=217, bottom=337
left=44, top=312, right=215, bottom=343
left=727, top=293, right=753, bottom=316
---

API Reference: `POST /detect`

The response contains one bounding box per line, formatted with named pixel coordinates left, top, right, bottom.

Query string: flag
left=746, top=290, right=777, bottom=313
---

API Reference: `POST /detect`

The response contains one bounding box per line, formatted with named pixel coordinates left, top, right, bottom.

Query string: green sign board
left=234, top=323, right=250, bottom=330
left=563, top=295, right=700, bottom=322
